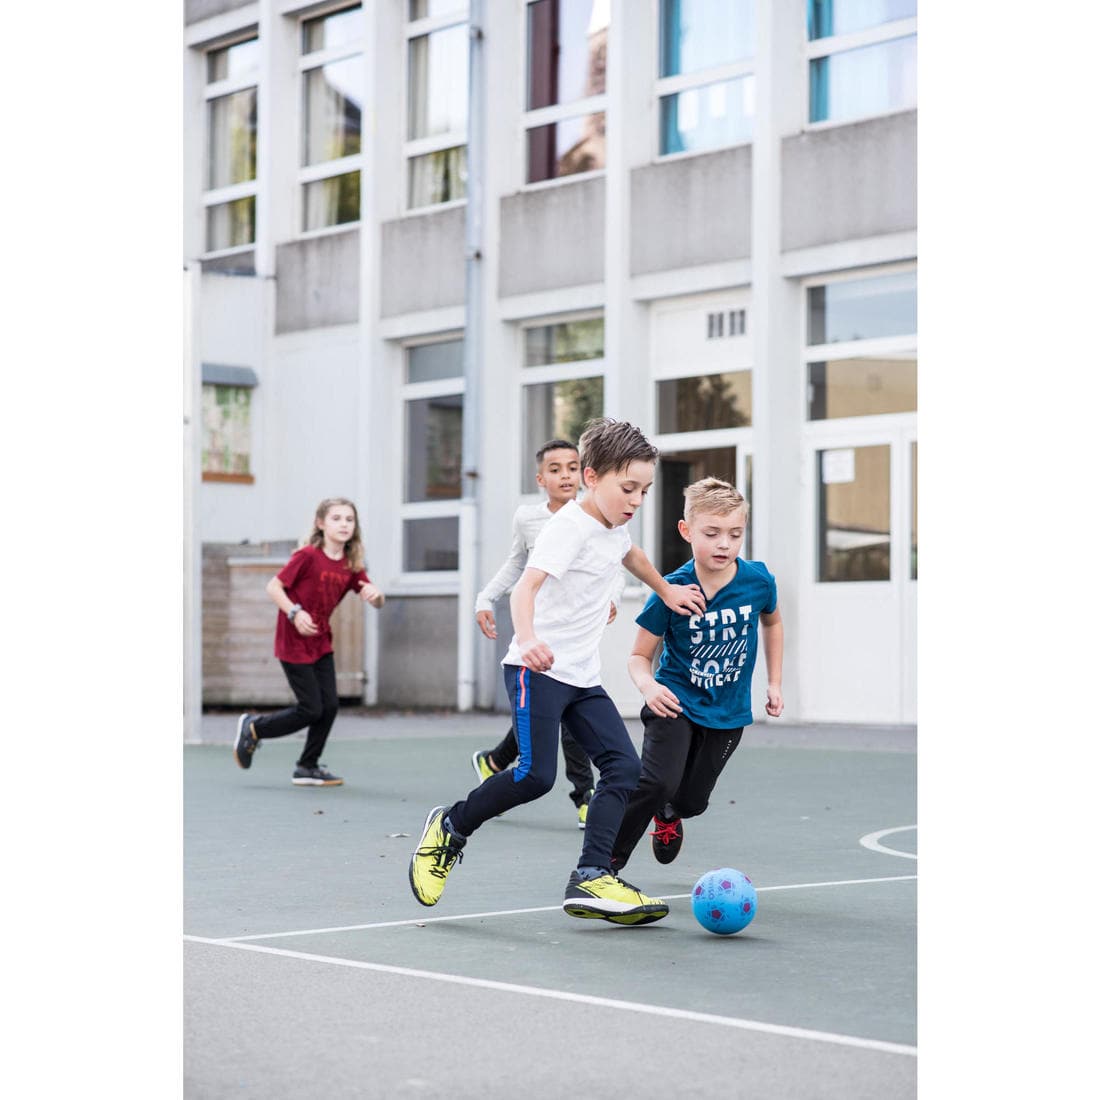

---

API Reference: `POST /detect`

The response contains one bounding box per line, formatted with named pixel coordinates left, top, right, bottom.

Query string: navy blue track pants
left=447, top=665, right=642, bottom=872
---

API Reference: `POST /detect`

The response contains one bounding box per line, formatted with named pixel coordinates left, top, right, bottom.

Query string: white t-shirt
left=502, top=499, right=631, bottom=688
left=475, top=499, right=625, bottom=613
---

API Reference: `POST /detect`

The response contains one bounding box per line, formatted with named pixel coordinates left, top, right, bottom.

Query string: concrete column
left=751, top=0, right=806, bottom=717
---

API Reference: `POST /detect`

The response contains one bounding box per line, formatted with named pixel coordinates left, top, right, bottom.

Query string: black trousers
left=252, top=652, right=339, bottom=770
left=448, top=667, right=641, bottom=873
left=487, top=722, right=596, bottom=807
left=611, top=704, right=743, bottom=871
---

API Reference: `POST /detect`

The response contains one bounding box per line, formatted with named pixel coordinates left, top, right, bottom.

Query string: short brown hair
left=578, top=417, right=659, bottom=477
left=683, top=477, right=749, bottom=523
left=535, top=438, right=578, bottom=465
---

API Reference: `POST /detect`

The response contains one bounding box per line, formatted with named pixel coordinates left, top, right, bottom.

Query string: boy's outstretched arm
left=510, top=567, right=555, bottom=673
left=761, top=608, right=784, bottom=717
left=622, top=545, right=706, bottom=616
left=628, top=628, right=682, bottom=718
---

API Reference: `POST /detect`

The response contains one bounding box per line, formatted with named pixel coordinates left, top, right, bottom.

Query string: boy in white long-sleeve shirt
left=470, top=439, right=624, bottom=827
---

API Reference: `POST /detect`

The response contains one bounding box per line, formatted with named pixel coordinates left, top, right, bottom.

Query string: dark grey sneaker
left=233, top=714, right=259, bottom=769
left=292, top=764, right=343, bottom=787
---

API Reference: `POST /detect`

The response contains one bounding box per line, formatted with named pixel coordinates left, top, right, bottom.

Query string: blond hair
left=683, top=477, right=749, bottom=523
left=306, top=497, right=366, bottom=571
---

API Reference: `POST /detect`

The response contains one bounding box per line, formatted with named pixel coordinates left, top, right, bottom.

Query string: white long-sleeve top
left=475, top=500, right=626, bottom=614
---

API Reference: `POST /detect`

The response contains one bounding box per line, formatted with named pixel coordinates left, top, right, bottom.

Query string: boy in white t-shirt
left=409, top=418, right=706, bottom=924
left=470, top=438, right=624, bottom=827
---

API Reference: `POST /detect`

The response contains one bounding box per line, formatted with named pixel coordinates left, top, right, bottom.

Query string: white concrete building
left=184, top=0, right=917, bottom=724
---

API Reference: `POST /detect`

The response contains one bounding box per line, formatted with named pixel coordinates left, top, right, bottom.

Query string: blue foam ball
left=691, top=868, right=757, bottom=935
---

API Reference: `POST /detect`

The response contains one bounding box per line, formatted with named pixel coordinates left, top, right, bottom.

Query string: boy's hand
left=518, top=637, right=554, bottom=674
left=662, top=582, right=706, bottom=616
left=644, top=682, right=682, bottom=718
left=359, top=582, right=385, bottom=608
left=294, top=610, right=319, bottom=636
left=765, top=685, right=784, bottom=717
left=606, top=601, right=617, bottom=624
left=476, top=610, right=497, bottom=639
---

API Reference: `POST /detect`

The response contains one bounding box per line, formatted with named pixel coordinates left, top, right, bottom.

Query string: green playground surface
left=185, top=712, right=916, bottom=1099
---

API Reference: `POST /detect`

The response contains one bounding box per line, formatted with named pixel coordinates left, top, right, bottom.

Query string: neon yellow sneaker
left=577, top=788, right=594, bottom=829
left=470, top=750, right=495, bottom=783
left=562, top=871, right=669, bottom=925
left=408, top=806, right=466, bottom=907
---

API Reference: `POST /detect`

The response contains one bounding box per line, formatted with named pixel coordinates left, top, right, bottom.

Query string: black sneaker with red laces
left=649, top=814, right=684, bottom=864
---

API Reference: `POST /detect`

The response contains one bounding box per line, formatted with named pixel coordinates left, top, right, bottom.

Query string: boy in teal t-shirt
left=610, top=477, right=785, bottom=871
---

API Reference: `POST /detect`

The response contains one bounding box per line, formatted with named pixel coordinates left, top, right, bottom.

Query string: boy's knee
left=601, top=753, right=641, bottom=792
left=520, top=770, right=556, bottom=799
left=299, top=702, right=325, bottom=725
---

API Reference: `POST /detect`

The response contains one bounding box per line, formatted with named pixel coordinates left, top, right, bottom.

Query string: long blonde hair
left=306, top=497, right=366, bottom=572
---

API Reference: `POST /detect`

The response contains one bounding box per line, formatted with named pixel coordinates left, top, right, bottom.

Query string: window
left=657, top=373, right=751, bottom=434
left=805, top=268, right=916, bottom=421
left=816, top=444, right=891, bottom=581
left=520, top=317, right=605, bottom=491
left=910, top=440, right=917, bottom=580
left=300, top=5, right=364, bottom=231
left=407, top=4, right=469, bottom=209
left=203, top=36, right=258, bottom=253
left=807, top=0, right=916, bottom=124
left=658, top=0, right=755, bottom=155
left=202, top=384, right=254, bottom=482
left=525, top=0, right=609, bottom=183
left=401, top=337, right=464, bottom=573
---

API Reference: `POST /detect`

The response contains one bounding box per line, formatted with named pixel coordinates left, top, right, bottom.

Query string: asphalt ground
left=185, top=711, right=916, bottom=1098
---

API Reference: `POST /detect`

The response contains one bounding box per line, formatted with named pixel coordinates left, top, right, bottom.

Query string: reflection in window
left=523, top=377, right=604, bottom=491
left=810, top=34, right=916, bottom=123
left=656, top=446, right=738, bottom=574
left=527, top=111, right=606, bottom=182
left=405, top=394, right=464, bottom=501
left=660, top=0, right=754, bottom=75
left=303, top=58, right=363, bottom=165
left=206, top=196, right=256, bottom=252
left=657, top=372, right=752, bottom=433
left=407, top=339, right=464, bottom=384
left=409, top=146, right=467, bottom=207
left=816, top=444, right=890, bottom=581
left=403, top=517, right=460, bottom=572
left=808, top=0, right=917, bottom=41
left=303, top=5, right=364, bottom=53
left=807, top=357, right=916, bottom=419
left=808, top=271, right=916, bottom=344
left=207, top=38, right=259, bottom=83
left=524, top=318, right=603, bottom=366
left=207, top=89, right=257, bottom=188
left=527, top=0, right=608, bottom=108
left=660, top=76, right=754, bottom=155
left=303, top=171, right=360, bottom=231
left=408, top=24, right=468, bottom=140
left=202, top=384, right=253, bottom=478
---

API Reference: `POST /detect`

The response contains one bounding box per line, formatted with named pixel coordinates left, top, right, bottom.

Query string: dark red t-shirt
left=274, top=545, right=369, bottom=664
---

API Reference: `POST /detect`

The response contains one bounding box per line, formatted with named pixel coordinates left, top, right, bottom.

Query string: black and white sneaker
left=292, top=765, right=343, bottom=787
left=234, top=714, right=260, bottom=769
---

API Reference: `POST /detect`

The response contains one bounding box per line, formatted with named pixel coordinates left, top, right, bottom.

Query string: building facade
left=184, top=0, right=918, bottom=724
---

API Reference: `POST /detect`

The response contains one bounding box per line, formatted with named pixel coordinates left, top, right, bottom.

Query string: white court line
left=184, top=934, right=917, bottom=1058
left=859, top=825, right=918, bottom=861
left=220, top=874, right=917, bottom=942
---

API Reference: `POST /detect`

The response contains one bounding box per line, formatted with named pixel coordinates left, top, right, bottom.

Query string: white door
left=800, top=419, right=917, bottom=724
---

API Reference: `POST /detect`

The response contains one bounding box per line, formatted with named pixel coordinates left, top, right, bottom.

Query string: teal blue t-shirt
left=636, top=558, right=777, bottom=729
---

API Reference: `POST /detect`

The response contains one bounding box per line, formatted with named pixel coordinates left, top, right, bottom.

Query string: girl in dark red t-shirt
left=232, top=497, right=385, bottom=786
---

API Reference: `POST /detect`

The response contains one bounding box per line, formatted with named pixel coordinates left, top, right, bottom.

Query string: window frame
left=516, top=310, right=606, bottom=496
left=404, top=4, right=470, bottom=214
left=805, top=13, right=918, bottom=129
left=522, top=0, right=609, bottom=188
left=296, top=3, right=366, bottom=238
left=655, top=0, right=755, bottom=161
left=201, top=30, right=260, bottom=259
left=800, top=262, right=917, bottom=427
left=399, top=332, right=466, bottom=582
